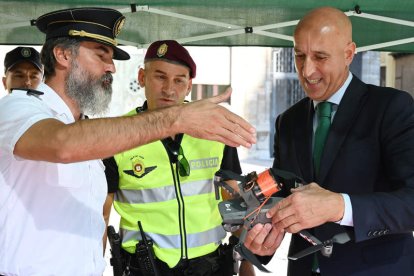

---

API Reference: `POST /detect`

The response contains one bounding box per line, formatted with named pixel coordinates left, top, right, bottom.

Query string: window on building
left=190, top=84, right=231, bottom=104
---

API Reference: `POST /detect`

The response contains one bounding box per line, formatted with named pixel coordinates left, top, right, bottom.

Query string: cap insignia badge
left=157, top=43, right=168, bottom=57
left=21, top=48, right=32, bottom=58
left=113, top=16, right=126, bottom=37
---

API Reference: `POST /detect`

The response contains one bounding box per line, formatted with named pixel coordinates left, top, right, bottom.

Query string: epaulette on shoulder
left=11, top=88, right=44, bottom=99
left=26, top=88, right=44, bottom=98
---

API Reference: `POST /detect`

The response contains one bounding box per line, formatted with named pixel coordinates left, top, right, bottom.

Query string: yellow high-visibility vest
left=113, top=109, right=226, bottom=268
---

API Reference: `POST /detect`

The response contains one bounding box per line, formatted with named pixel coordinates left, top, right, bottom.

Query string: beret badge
left=157, top=43, right=168, bottom=57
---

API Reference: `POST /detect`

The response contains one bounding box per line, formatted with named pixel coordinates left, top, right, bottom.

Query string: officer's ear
left=186, top=79, right=192, bottom=97
left=137, top=67, right=145, bottom=88
left=2, top=76, right=7, bottom=91
left=53, top=46, right=72, bottom=68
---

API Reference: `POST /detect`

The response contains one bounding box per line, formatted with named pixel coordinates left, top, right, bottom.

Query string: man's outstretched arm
left=13, top=88, right=256, bottom=162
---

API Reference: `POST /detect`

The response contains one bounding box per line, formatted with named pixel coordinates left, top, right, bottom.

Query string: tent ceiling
left=0, top=0, right=413, bottom=53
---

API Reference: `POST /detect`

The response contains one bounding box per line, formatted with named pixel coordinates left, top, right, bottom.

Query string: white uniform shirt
left=0, top=83, right=107, bottom=275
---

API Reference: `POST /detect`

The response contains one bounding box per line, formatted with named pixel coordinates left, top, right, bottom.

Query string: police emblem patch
left=157, top=43, right=168, bottom=57
left=20, top=47, right=31, bottom=58
left=131, top=156, right=145, bottom=177
left=113, top=16, right=125, bottom=37
left=123, top=156, right=157, bottom=179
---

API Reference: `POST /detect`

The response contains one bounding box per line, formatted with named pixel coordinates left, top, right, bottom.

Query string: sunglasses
left=164, top=139, right=191, bottom=177
left=176, top=146, right=190, bottom=177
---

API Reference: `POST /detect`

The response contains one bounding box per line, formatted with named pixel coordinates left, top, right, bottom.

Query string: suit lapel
left=318, top=76, right=368, bottom=184
left=294, top=98, right=315, bottom=182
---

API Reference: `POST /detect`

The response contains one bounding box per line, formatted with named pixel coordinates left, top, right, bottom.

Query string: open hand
left=177, top=87, right=256, bottom=148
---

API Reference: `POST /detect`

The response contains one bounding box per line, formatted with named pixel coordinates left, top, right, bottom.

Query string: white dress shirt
left=0, top=83, right=107, bottom=275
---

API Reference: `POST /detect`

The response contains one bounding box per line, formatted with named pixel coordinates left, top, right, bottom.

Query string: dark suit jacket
left=273, top=75, right=414, bottom=276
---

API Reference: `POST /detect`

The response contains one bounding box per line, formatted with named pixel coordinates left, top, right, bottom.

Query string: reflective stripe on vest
left=115, top=179, right=214, bottom=204
left=121, top=225, right=225, bottom=249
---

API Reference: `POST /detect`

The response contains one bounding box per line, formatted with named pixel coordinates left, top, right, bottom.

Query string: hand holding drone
left=214, top=168, right=352, bottom=273
left=214, top=167, right=302, bottom=272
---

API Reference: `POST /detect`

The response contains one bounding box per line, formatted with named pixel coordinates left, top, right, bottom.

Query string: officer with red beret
left=104, top=40, right=256, bottom=276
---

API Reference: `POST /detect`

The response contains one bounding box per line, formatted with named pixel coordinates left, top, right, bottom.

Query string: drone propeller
left=289, top=243, right=325, bottom=260
left=298, top=230, right=321, bottom=246
left=289, top=231, right=351, bottom=260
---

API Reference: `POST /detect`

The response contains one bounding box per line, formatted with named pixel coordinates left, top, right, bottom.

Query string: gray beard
left=65, top=61, right=113, bottom=116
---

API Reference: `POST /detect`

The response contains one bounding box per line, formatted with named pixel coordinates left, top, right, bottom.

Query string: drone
left=214, top=167, right=301, bottom=272
left=214, top=168, right=352, bottom=273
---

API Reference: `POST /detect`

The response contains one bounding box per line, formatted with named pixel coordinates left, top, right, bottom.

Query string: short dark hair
left=40, top=37, right=80, bottom=79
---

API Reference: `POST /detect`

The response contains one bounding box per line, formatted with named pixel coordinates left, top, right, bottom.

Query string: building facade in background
left=390, top=53, right=414, bottom=98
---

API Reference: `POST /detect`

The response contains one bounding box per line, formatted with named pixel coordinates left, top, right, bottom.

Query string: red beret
left=144, top=40, right=196, bottom=78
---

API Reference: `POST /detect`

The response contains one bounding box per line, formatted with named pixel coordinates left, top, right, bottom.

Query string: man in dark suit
left=243, top=6, right=414, bottom=276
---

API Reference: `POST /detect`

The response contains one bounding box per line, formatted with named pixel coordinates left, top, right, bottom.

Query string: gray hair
left=40, top=37, right=80, bottom=79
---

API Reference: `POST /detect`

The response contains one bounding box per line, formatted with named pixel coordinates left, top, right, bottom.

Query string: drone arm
left=214, top=170, right=243, bottom=200
left=223, top=179, right=241, bottom=197
left=214, top=178, right=236, bottom=200
left=234, top=229, right=272, bottom=273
